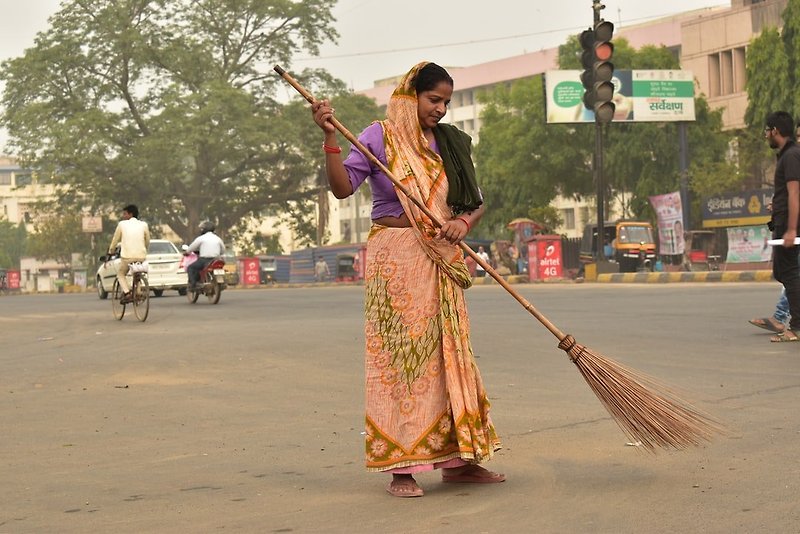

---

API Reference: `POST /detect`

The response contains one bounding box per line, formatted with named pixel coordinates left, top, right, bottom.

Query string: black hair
left=766, top=111, right=794, bottom=137
left=123, top=204, right=139, bottom=218
left=413, top=63, right=453, bottom=94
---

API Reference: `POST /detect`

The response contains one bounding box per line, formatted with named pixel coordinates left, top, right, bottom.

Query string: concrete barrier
left=596, top=270, right=774, bottom=283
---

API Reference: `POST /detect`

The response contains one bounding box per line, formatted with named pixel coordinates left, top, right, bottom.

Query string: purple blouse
left=343, top=122, right=438, bottom=220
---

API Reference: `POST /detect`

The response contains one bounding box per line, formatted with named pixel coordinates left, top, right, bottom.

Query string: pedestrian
left=475, top=245, right=490, bottom=277
left=763, top=111, right=800, bottom=342
left=748, top=288, right=789, bottom=334
left=314, top=257, right=330, bottom=282
left=310, top=61, right=504, bottom=498
left=107, top=204, right=150, bottom=304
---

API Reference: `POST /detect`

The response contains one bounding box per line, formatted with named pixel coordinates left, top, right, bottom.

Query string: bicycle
left=111, top=260, right=150, bottom=322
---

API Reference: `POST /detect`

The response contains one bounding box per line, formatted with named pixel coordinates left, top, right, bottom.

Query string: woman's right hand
left=312, top=99, right=336, bottom=134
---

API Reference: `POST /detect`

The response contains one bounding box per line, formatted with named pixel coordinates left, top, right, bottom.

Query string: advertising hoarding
left=545, top=70, right=695, bottom=124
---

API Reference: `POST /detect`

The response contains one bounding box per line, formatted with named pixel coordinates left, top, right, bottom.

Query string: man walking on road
left=108, top=204, right=150, bottom=304
left=764, top=111, right=800, bottom=342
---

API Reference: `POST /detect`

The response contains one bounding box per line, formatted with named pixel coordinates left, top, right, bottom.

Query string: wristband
left=323, top=143, right=342, bottom=154
left=456, top=216, right=471, bottom=231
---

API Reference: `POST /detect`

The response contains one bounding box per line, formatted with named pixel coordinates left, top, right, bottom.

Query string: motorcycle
left=182, top=249, right=227, bottom=304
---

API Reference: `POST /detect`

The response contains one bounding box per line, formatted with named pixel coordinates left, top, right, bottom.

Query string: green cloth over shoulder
left=433, top=123, right=483, bottom=214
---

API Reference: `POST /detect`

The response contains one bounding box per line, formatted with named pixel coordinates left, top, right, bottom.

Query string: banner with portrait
left=649, top=191, right=685, bottom=255
left=725, top=225, right=772, bottom=263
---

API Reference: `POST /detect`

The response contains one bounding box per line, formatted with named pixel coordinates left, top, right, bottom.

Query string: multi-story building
left=0, top=156, right=50, bottom=228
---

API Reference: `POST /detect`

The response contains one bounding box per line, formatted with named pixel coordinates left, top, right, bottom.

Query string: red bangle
left=456, top=216, right=471, bottom=231
left=322, top=143, right=342, bottom=154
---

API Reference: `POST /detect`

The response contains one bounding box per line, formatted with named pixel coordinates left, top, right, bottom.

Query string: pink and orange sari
left=363, top=63, right=501, bottom=472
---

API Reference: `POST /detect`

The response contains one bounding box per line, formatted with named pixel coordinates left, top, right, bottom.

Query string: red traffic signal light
left=591, top=19, right=615, bottom=123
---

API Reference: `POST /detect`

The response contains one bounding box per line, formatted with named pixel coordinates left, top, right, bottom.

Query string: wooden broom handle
left=274, top=65, right=566, bottom=341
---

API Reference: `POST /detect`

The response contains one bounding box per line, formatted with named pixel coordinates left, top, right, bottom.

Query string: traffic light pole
left=593, top=1, right=605, bottom=263
left=595, top=121, right=605, bottom=262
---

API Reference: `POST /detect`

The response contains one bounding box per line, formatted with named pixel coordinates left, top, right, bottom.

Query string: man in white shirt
left=475, top=245, right=490, bottom=277
left=185, top=221, right=226, bottom=289
left=108, top=204, right=150, bottom=303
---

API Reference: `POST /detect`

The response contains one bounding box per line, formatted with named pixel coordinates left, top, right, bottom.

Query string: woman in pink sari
left=311, top=62, right=504, bottom=498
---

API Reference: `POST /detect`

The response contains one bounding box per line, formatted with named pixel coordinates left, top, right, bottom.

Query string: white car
left=96, top=239, right=188, bottom=299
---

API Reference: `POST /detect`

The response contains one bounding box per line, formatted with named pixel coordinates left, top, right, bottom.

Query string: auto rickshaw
left=335, top=254, right=357, bottom=282
left=683, top=230, right=720, bottom=271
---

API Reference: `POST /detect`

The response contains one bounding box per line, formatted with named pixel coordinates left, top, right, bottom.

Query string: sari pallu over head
left=380, top=61, right=480, bottom=289
left=363, top=63, right=500, bottom=472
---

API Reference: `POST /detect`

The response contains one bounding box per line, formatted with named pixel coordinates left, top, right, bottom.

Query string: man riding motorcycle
left=185, top=221, right=226, bottom=291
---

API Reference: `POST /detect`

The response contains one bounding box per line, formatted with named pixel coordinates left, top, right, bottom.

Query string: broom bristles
left=558, top=335, right=722, bottom=452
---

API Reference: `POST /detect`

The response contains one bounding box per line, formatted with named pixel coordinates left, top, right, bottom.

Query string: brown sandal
left=770, top=330, right=799, bottom=342
left=749, top=317, right=785, bottom=334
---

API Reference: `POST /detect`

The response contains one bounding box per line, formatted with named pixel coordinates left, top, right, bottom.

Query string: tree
left=0, top=0, right=338, bottom=244
left=744, top=27, right=792, bottom=128
left=0, top=219, right=27, bottom=268
left=276, top=71, right=382, bottom=246
left=474, top=76, right=592, bottom=236
left=26, top=212, right=94, bottom=271
left=739, top=3, right=800, bottom=190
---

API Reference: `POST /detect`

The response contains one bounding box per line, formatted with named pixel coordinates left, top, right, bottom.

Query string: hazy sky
left=1, top=0, right=727, bottom=88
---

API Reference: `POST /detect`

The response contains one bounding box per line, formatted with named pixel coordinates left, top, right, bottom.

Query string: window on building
left=463, top=91, right=473, bottom=106
left=562, top=208, right=575, bottom=230
left=464, top=119, right=474, bottom=133
left=0, top=172, right=11, bottom=185
left=15, top=173, right=32, bottom=186
left=708, top=46, right=746, bottom=97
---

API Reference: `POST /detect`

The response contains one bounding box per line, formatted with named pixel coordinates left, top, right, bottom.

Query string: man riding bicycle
left=107, top=204, right=150, bottom=304
left=185, top=221, right=225, bottom=291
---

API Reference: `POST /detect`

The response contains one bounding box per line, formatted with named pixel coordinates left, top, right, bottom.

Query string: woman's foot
left=386, top=474, right=424, bottom=497
left=442, top=464, right=506, bottom=483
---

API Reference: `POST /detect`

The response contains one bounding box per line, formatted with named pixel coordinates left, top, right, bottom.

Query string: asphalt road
left=1, top=283, right=798, bottom=533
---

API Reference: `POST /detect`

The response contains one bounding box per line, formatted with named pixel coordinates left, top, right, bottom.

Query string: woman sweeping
left=310, top=62, right=504, bottom=498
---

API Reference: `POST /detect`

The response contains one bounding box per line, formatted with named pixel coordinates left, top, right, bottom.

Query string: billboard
left=701, top=189, right=772, bottom=228
left=545, top=70, right=696, bottom=124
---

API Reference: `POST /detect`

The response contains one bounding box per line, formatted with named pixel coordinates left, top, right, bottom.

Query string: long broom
left=274, top=65, right=721, bottom=452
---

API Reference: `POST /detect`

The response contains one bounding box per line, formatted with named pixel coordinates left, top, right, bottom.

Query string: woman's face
left=417, top=81, right=452, bottom=131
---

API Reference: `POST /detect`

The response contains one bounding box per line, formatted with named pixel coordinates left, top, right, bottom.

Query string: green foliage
left=26, top=212, right=94, bottom=267
left=474, top=76, right=592, bottom=237
left=744, top=28, right=792, bottom=127
left=0, top=0, right=341, bottom=246
left=0, top=219, right=27, bottom=267
left=526, top=206, right=563, bottom=234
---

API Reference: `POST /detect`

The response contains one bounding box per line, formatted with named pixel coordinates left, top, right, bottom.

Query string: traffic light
left=579, top=28, right=596, bottom=106
left=579, top=20, right=616, bottom=123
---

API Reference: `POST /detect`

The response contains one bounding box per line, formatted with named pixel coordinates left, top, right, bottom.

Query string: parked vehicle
left=223, top=250, right=239, bottom=285
left=684, top=230, right=720, bottom=271
left=96, top=239, right=188, bottom=299
left=579, top=221, right=657, bottom=273
left=335, top=253, right=357, bottom=282
left=260, top=256, right=277, bottom=284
